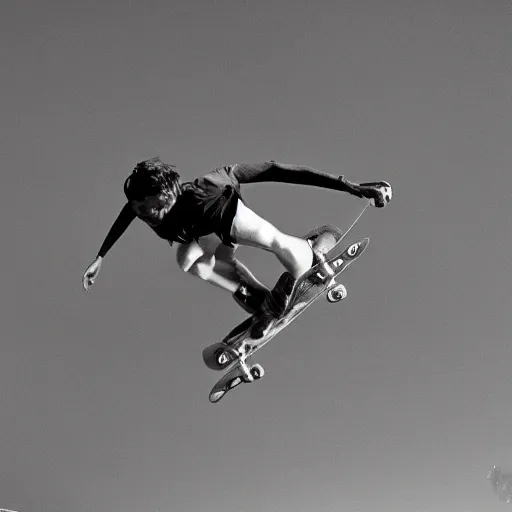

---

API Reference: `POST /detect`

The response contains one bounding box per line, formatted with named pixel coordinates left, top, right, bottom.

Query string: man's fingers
left=82, top=276, right=92, bottom=290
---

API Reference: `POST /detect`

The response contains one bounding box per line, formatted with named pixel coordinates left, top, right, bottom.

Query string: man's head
left=124, top=157, right=181, bottom=225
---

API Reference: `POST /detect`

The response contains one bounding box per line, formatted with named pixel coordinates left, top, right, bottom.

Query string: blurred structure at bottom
left=489, top=465, right=512, bottom=503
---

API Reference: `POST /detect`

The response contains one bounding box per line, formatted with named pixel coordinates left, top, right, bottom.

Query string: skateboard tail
left=208, top=362, right=265, bottom=403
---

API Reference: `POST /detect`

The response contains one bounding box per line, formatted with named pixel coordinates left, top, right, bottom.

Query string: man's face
left=131, top=193, right=174, bottom=226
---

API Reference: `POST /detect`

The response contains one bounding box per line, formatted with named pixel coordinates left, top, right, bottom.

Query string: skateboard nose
left=346, top=237, right=370, bottom=258
left=358, top=237, right=370, bottom=253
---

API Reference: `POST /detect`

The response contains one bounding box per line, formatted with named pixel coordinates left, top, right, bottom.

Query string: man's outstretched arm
left=97, top=202, right=137, bottom=258
left=231, top=161, right=364, bottom=196
left=82, top=203, right=136, bottom=290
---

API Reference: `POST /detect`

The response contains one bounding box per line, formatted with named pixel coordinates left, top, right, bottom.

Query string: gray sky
left=3, top=0, right=512, bottom=511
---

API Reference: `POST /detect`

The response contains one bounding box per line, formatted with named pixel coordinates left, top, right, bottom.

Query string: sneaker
left=250, top=272, right=296, bottom=339
left=249, top=229, right=335, bottom=339
left=232, top=284, right=269, bottom=315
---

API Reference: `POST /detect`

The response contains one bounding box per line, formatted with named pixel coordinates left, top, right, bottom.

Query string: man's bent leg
left=176, top=237, right=238, bottom=293
left=213, top=243, right=269, bottom=314
left=230, top=200, right=318, bottom=336
left=230, top=200, right=313, bottom=279
left=214, top=243, right=268, bottom=293
left=176, top=237, right=268, bottom=313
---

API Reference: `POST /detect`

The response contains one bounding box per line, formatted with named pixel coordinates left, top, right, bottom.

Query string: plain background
left=3, top=1, right=512, bottom=511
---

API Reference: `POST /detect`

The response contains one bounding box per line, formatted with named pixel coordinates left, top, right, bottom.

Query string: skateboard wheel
left=347, top=242, right=360, bottom=257
left=202, top=342, right=233, bottom=370
left=327, top=284, right=347, bottom=303
left=217, top=351, right=230, bottom=366
left=250, top=364, right=265, bottom=380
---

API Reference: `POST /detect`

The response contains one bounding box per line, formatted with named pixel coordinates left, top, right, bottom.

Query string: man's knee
left=188, top=257, right=215, bottom=280
left=176, top=243, right=202, bottom=273
left=176, top=243, right=216, bottom=280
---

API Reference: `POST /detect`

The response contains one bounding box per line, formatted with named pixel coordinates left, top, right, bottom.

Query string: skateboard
left=202, top=224, right=369, bottom=403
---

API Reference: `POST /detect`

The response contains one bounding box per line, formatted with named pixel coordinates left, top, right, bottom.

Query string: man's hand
left=82, top=256, right=102, bottom=291
left=358, top=181, right=392, bottom=208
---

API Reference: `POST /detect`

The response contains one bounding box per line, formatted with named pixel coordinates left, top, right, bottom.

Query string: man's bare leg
left=213, top=243, right=268, bottom=293
left=230, top=200, right=313, bottom=279
left=176, top=235, right=270, bottom=314
left=212, top=243, right=270, bottom=314
left=230, top=199, right=317, bottom=336
left=175, top=234, right=269, bottom=314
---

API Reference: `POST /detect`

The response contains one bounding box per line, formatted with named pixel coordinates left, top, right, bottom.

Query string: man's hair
left=124, top=157, right=181, bottom=202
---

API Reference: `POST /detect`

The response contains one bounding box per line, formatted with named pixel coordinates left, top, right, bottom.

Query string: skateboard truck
left=313, top=248, right=348, bottom=301
left=312, top=249, right=336, bottom=284
left=238, top=358, right=255, bottom=382
left=217, top=345, right=239, bottom=366
left=218, top=345, right=255, bottom=382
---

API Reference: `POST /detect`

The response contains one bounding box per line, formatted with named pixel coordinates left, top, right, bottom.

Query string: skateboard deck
left=203, top=225, right=369, bottom=403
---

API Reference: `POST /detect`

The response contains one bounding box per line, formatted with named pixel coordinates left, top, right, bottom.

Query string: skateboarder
left=82, top=158, right=391, bottom=332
